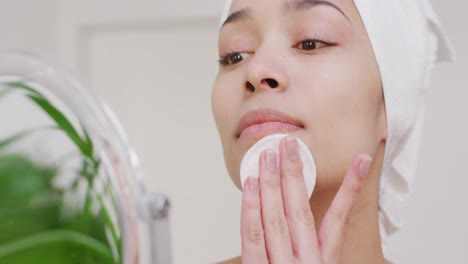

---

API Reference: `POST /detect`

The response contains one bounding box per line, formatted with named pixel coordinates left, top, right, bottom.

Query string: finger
left=241, top=177, right=268, bottom=264
left=280, top=136, right=321, bottom=262
left=318, top=154, right=372, bottom=263
left=259, top=150, right=294, bottom=263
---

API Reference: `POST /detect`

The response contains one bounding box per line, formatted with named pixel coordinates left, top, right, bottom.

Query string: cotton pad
left=240, top=134, right=316, bottom=198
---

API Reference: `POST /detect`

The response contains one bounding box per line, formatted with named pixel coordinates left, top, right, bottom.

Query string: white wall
left=0, top=0, right=467, bottom=263
left=0, top=0, right=58, bottom=55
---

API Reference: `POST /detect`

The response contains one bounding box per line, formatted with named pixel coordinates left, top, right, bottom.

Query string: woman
left=211, top=0, right=453, bottom=263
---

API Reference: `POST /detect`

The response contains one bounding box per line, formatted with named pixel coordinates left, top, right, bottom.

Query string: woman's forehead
left=221, top=0, right=361, bottom=32
left=224, top=0, right=359, bottom=24
left=228, top=0, right=352, bottom=12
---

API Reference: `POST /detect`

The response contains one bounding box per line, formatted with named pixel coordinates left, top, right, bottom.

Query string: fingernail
left=358, top=155, right=372, bottom=178
left=266, top=150, right=277, bottom=172
left=286, top=136, right=299, bottom=161
left=248, top=177, right=259, bottom=192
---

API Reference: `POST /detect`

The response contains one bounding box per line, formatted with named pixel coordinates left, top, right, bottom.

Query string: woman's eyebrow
left=221, top=0, right=350, bottom=29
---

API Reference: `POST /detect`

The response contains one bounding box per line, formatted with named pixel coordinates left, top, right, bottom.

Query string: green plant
left=0, top=81, right=121, bottom=263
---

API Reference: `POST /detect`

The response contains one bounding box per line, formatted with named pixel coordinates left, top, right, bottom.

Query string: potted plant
left=0, top=81, right=121, bottom=264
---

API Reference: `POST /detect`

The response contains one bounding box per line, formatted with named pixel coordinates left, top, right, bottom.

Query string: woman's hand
left=241, top=136, right=372, bottom=264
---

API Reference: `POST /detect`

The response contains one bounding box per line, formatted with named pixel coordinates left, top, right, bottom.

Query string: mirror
left=0, top=52, right=171, bottom=264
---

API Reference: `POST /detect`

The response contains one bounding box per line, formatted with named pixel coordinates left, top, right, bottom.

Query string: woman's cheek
left=212, top=75, right=239, bottom=141
left=212, top=79, right=229, bottom=137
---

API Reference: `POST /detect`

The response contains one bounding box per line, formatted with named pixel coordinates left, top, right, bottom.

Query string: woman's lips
left=239, top=121, right=302, bottom=139
left=237, top=109, right=304, bottom=140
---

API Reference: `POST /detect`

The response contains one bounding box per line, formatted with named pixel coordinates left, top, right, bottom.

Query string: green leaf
left=4, top=82, right=42, bottom=96
left=5, top=81, right=96, bottom=163
left=0, top=155, right=58, bottom=207
left=0, top=205, right=61, bottom=243
left=26, top=94, right=90, bottom=157
left=83, top=129, right=94, bottom=159
left=0, top=230, right=115, bottom=263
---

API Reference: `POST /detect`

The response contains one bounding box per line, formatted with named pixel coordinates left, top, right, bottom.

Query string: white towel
left=219, top=0, right=454, bottom=248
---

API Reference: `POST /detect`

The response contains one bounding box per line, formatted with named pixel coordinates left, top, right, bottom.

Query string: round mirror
left=0, top=52, right=171, bottom=264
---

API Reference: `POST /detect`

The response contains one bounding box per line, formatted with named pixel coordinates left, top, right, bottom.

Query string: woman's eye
left=297, top=39, right=329, bottom=51
left=229, top=53, right=243, bottom=64
left=219, top=52, right=249, bottom=66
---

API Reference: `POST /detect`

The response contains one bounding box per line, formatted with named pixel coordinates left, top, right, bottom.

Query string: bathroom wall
left=0, top=0, right=58, bottom=55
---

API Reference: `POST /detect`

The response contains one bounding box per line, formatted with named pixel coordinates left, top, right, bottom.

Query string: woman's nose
left=244, top=51, right=288, bottom=93
left=246, top=78, right=279, bottom=92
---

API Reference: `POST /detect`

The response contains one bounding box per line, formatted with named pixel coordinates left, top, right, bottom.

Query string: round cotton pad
left=240, top=134, right=316, bottom=198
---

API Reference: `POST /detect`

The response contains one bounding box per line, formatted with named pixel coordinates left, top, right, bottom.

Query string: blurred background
left=0, top=0, right=466, bottom=263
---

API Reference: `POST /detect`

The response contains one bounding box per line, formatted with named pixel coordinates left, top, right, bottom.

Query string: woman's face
left=212, top=0, right=387, bottom=191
